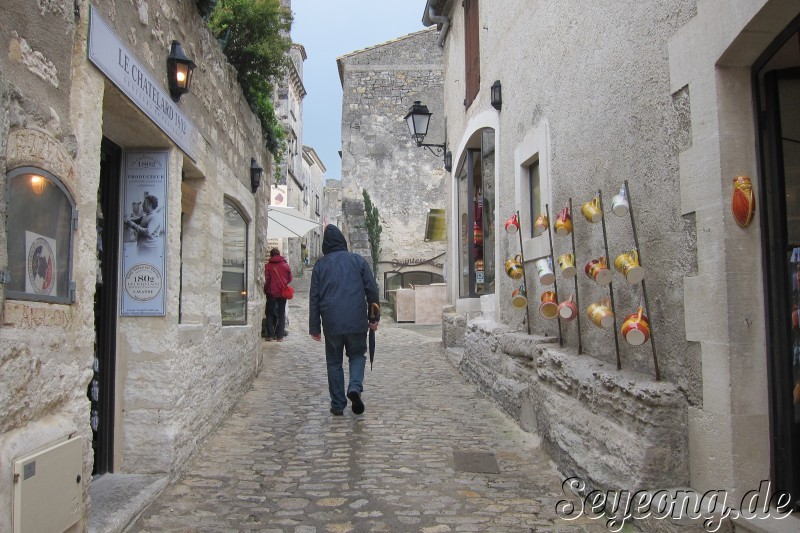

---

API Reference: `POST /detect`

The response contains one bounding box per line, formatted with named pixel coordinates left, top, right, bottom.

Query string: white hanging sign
left=87, top=6, right=197, bottom=161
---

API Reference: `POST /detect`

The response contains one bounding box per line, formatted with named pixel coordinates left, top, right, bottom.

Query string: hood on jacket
left=322, top=225, right=348, bottom=255
left=268, top=255, right=287, bottom=264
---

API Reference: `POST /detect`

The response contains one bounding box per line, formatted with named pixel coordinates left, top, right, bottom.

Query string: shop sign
left=120, top=151, right=168, bottom=316
left=387, top=255, right=445, bottom=269
left=87, top=6, right=197, bottom=161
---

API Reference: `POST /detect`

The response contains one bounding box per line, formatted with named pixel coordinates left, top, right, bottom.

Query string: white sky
left=290, top=0, right=428, bottom=180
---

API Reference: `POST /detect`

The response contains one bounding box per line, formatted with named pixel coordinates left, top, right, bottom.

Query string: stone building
left=0, top=0, right=279, bottom=530
left=424, top=0, right=800, bottom=527
left=337, top=29, right=447, bottom=299
left=301, top=145, right=325, bottom=263
left=323, top=178, right=345, bottom=230
left=273, top=42, right=308, bottom=274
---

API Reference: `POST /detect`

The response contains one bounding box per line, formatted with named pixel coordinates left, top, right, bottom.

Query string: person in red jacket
left=263, top=248, right=292, bottom=341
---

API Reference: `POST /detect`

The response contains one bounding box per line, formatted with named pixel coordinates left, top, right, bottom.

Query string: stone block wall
left=0, top=0, right=273, bottom=529
left=452, top=318, right=689, bottom=494
left=338, top=29, right=447, bottom=294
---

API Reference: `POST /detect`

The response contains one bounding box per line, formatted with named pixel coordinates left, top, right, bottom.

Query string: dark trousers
left=265, top=297, right=287, bottom=339
left=324, top=332, right=367, bottom=411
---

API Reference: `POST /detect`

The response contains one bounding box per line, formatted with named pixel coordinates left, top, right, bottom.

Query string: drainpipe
left=423, top=1, right=450, bottom=48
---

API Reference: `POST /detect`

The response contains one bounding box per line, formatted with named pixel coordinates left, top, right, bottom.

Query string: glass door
left=760, top=65, right=800, bottom=508
left=456, top=128, right=496, bottom=299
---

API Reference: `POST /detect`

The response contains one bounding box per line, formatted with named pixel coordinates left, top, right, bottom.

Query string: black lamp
left=490, top=80, right=502, bottom=111
left=167, top=40, right=196, bottom=102
left=250, top=158, right=263, bottom=193
left=405, top=101, right=433, bottom=146
left=404, top=100, right=450, bottom=171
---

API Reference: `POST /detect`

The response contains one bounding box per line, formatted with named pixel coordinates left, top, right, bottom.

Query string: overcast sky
left=290, top=1, right=428, bottom=180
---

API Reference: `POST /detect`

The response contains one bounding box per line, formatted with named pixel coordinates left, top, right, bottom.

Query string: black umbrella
left=369, top=303, right=381, bottom=370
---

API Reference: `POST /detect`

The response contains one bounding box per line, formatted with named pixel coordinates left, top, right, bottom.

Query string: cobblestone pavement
left=130, top=270, right=605, bottom=532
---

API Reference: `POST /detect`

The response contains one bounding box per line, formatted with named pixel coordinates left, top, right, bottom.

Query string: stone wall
left=433, top=0, right=800, bottom=513
left=0, top=0, right=273, bottom=529
left=445, top=314, right=689, bottom=493
left=338, top=29, right=447, bottom=294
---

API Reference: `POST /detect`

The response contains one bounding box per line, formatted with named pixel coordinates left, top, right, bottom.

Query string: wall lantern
left=404, top=100, right=450, bottom=172
left=250, top=158, right=263, bottom=193
left=490, top=80, right=502, bottom=111
left=30, top=174, right=46, bottom=195
left=167, top=40, right=196, bottom=102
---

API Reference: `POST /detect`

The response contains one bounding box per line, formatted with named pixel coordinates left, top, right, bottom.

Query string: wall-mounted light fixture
left=490, top=80, right=502, bottom=111
left=167, top=40, right=196, bottom=102
left=30, top=175, right=46, bottom=195
left=250, top=158, right=263, bottom=193
left=404, top=101, right=451, bottom=172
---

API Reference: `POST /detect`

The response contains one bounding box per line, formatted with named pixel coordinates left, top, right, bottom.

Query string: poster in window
left=120, top=151, right=168, bottom=316
left=25, top=231, right=57, bottom=296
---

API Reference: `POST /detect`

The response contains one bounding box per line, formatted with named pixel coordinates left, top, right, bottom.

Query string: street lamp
left=167, top=40, right=196, bottom=102
left=250, top=158, right=263, bottom=193
left=404, top=101, right=450, bottom=171
left=490, top=80, right=502, bottom=111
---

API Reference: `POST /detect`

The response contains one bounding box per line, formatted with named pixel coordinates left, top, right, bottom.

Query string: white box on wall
left=13, top=436, right=83, bottom=533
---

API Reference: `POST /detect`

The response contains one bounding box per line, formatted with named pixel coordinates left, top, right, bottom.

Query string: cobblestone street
left=130, top=271, right=602, bottom=532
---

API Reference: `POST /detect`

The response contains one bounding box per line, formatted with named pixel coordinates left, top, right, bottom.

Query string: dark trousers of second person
left=265, top=296, right=287, bottom=340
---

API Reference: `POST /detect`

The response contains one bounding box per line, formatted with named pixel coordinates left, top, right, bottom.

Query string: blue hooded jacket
left=309, top=225, right=380, bottom=336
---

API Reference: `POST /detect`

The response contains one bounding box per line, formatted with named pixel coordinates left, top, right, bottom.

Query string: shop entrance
left=90, top=138, right=122, bottom=475
left=755, top=17, right=800, bottom=508
left=456, top=128, right=495, bottom=298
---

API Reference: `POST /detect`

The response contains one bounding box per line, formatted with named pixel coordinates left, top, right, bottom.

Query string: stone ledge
left=450, top=317, right=689, bottom=495
left=534, top=349, right=689, bottom=492
left=732, top=513, right=800, bottom=533
left=88, top=473, right=168, bottom=533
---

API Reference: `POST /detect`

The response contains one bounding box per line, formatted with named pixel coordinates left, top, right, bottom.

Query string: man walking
left=309, top=225, right=380, bottom=416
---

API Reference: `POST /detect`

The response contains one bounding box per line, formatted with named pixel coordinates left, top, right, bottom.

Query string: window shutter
left=464, top=0, right=480, bottom=107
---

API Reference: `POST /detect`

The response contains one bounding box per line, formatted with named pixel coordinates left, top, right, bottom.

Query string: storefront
left=753, top=14, right=800, bottom=506
left=0, top=2, right=271, bottom=530
left=430, top=0, right=800, bottom=523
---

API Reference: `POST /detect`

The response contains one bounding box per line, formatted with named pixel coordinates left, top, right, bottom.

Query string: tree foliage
left=363, top=190, right=382, bottom=277
left=208, top=0, right=292, bottom=161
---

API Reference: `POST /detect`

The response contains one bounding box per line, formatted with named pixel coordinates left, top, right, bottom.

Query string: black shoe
left=347, top=391, right=364, bottom=415
left=330, top=408, right=344, bottom=416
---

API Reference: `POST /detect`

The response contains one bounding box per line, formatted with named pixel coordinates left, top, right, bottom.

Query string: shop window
left=220, top=199, right=248, bottom=325
left=457, top=128, right=496, bottom=298
left=528, top=161, right=542, bottom=236
left=5, top=167, right=75, bottom=303
left=515, top=122, right=551, bottom=259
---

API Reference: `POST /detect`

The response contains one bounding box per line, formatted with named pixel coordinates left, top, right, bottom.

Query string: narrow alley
left=128, top=270, right=599, bottom=532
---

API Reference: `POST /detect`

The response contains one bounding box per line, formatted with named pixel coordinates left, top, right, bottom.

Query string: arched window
left=5, top=167, right=76, bottom=303
left=221, top=199, right=248, bottom=325
left=456, top=128, right=495, bottom=298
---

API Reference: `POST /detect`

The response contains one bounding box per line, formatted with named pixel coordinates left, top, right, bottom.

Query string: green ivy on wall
left=206, top=0, right=293, bottom=162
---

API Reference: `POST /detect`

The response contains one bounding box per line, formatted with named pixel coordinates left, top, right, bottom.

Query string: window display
left=5, top=167, right=75, bottom=303
left=221, top=200, right=248, bottom=325
left=456, top=128, right=495, bottom=298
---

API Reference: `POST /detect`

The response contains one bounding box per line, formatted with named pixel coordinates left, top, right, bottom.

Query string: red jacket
left=264, top=256, right=292, bottom=298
